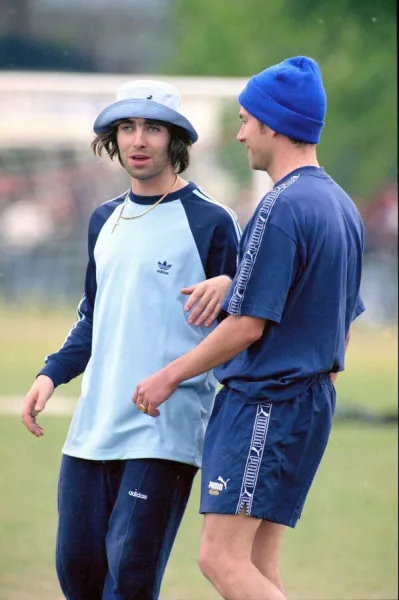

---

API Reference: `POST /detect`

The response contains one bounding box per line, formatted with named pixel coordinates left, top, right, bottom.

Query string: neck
left=130, top=169, right=185, bottom=196
left=267, top=146, right=319, bottom=184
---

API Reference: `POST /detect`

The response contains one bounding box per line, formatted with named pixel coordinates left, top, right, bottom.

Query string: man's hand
left=22, top=375, right=55, bottom=437
left=181, top=275, right=232, bottom=327
left=132, top=369, right=179, bottom=418
left=132, top=314, right=265, bottom=419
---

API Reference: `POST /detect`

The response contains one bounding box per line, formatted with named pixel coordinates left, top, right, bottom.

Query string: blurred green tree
left=165, top=0, right=397, bottom=203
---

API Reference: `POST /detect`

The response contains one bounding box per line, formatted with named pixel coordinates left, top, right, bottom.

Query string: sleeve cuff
left=38, top=361, right=75, bottom=388
left=223, top=301, right=281, bottom=323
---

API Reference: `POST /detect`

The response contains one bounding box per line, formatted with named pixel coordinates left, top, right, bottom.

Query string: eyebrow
left=145, top=119, right=164, bottom=126
left=118, top=118, right=164, bottom=126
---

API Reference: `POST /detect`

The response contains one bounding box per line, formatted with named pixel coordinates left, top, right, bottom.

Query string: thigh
left=200, top=387, right=271, bottom=519
left=259, top=376, right=335, bottom=526
left=200, top=380, right=334, bottom=528
left=105, top=458, right=197, bottom=599
left=252, top=376, right=335, bottom=527
left=56, top=455, right=111, bottom=600
left=200, top=511, right=262, bottom=562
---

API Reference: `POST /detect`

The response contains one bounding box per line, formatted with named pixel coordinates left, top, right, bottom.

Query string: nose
left=237, top=126, right=245, bottom=143
left=132, top=127, right=146, bottom=147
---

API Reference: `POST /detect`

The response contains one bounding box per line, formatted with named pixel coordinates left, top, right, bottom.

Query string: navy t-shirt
left=215, top=166, right=365, bottom=402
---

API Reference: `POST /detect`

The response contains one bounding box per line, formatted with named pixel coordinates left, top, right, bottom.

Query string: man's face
left=116, top=118, right=171, bottom=181
left=236, top=108, right=273, bottom=171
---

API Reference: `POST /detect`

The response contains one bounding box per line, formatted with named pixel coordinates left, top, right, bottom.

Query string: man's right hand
left=22, top=375, right=55, bottom=437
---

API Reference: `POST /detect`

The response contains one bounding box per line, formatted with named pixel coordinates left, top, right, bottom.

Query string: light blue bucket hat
left=93, top=79, right=198, bottom=143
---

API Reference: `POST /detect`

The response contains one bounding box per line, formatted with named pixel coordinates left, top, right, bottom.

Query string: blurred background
left=0, top=1, right=397, bottom=599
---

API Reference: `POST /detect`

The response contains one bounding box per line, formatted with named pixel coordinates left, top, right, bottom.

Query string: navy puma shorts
left=200, top=375, right=336, bottom=528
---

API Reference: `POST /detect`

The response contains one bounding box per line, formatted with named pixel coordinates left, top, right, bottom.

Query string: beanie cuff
left=239, top=78, right=324, bottom=144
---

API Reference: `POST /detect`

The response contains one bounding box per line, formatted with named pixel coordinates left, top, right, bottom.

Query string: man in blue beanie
left=132, top=57, right=366, bottom=600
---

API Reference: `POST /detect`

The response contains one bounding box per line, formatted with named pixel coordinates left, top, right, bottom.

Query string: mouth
left=129, top=154, right=151, bottom=166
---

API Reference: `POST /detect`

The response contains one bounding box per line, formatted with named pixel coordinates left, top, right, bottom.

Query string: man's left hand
left=132, top=369, right=178, bottom=418
left=181, top=275, right=232, bottom=327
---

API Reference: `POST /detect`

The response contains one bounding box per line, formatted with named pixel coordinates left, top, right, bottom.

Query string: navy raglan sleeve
left=39, top=213, right=99, bottom=387
left=206, top=211, right=241, bottom=280
left=180, top=193, right=240, bottom=282
left=223, top=221, right=299, bottom=323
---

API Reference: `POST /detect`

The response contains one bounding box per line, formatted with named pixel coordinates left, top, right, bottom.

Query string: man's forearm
left=166, top=314, right=265, bottom=387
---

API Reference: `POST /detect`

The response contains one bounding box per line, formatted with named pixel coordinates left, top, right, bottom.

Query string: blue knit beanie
left=239, top=56, right=326, bottom=144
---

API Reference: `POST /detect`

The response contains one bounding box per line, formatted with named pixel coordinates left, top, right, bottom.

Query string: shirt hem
left=62, top=446, right=201, bottom=468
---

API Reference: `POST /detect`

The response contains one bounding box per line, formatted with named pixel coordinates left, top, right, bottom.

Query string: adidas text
left=128, top=490, right=148, bottom=500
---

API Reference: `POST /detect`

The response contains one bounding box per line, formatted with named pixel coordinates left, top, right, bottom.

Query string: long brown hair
left=91, top=119, right=192, bottom=174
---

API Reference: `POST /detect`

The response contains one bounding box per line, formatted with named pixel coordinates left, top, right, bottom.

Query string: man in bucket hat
left=22, top=79, right=240, bottom=599
left=133, top=57, right=366, bottom=599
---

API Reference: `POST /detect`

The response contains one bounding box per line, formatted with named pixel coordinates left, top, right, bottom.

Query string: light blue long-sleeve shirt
left=40, top=182, right=240, bottom=467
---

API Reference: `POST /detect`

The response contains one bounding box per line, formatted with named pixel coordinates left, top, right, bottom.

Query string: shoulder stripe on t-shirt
left=99, top=190, right=128, bottom=206
left=228, top=175, right=299, bottom=315
left=193, top=188, right=242, bottom=241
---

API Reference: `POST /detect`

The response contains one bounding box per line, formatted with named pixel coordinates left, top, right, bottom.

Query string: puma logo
left=217, top=476, right=231, bottom=490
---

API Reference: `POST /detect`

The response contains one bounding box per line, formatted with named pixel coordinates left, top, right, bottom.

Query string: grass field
left=0, top=306, right=397, bottom=599
left=1, top=306, right=397, bottom=412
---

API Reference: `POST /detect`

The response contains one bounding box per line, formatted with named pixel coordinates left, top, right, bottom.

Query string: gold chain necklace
left=112, top=175, right=178, bottom=234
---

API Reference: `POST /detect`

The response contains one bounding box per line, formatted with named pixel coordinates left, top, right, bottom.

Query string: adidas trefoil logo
left=157, top=260, right=172, bottom=275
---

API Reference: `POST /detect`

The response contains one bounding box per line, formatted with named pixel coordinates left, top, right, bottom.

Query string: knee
left=107, top=545, right=156, bottom=597
left=56, top=546, right=105, bottom=599
left=199, top=537, right=219, bottom=581
left=198, top=544, right=215, bottom=581
left=198, top=540, right=234, bottom=586
left=57, top=539, right=91, bottom=579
